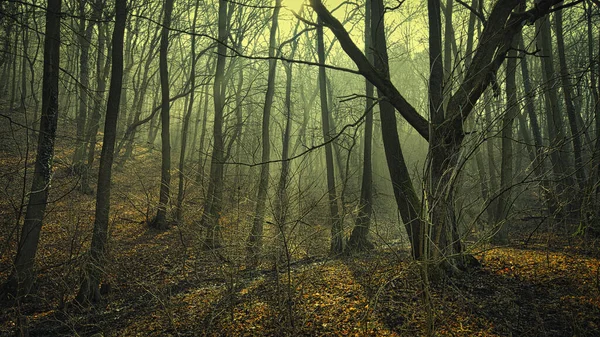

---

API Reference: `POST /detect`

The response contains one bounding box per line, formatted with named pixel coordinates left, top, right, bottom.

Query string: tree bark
left=175, top=0, right=200, bottom=224
left=201, top=0, right=228, bottom=249
left=555, top=5, right=586, bottom=193
left=492, top=37, right=518, bottom=244
left=75, top=0, right=126, bottom=304
left=2, top=0, right=62, bottom=297
left=150, top=0, right=175, bottom=230
left=348, top=0, right=374, bottom=252
left=247, top=0, right=281, bottom=264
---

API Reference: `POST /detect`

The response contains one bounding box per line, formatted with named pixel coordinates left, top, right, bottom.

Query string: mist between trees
left=1, top=0, right=600, bottom=335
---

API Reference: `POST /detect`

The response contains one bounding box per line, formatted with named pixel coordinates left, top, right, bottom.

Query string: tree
left=316, top=17, right=344, bottom=255
left=75, top=0, right=127, bottom=304
left=175, top=0, right=201, bottom=223
left=347, top=0, right=374, bottom=252
left=150, top=0, right=175, bottom=230
left=310, top=0, right=568, bottom=268
left=247, top=0, right=281, bottom=264
left=2, top=0, right=62, bottom=297
left=201, top=0, right=228, bottom=249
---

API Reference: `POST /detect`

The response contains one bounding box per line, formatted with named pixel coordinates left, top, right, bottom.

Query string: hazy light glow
left=282, top=0, right=305, bottom=14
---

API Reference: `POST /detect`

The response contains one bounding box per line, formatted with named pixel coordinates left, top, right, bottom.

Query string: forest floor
left=1, top=114, right=600, bottom=336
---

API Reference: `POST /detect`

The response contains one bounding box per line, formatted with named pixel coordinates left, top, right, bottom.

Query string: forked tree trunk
left=75, top=0, right=126, bottom=304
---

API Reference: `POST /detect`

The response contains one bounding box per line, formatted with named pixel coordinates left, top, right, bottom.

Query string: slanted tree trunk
left=195, top=69, right=211, bottom=185
left=311, top=0, right=566, bottom=268
left=2, top=0, right=61, bottom=297
left=348, top=0, right=374, bottom=252
left=150, top=0, right=175, bottom=230
left=75, top=0, right=126, bottom=304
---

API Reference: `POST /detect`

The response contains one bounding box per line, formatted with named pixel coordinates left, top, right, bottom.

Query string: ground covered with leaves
left=1, top=117, right=600, bottom=336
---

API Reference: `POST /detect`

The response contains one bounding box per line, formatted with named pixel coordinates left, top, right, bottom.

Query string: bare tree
left=76, top=0, right=127, bottom=304
left=150, top=0, right=175, bottom=229
left=2, top=0, right=62, bottom=297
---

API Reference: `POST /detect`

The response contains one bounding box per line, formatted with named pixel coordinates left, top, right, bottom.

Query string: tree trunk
left=75, top=0, right=126, bottom=304
left=246, top=0, right=281, bottom=263
left=201, top=0, right=228, bottom=250
left=492, top=37, right=518, bottom=244
left=73, top=0, right=94, bottom=174
left=82, top=5, right=110, bottom=194
left=150, top=0, right=175, bottom=230
left=348, top=0, right=374, bottom=252
left=555, top=6, right=586, bottom=193
left=195, top=72, right=211, bottom=185
left=316, top=18, right=344, bottom=255
left=2, top=0, right=61, bottom=297
left=537, top=16, right=573, bottom=206
left=175, top=0, right=200, bottom=224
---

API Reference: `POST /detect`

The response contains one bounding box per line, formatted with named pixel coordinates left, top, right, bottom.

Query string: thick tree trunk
left=75, top=0, right=126, bottom=304
left=150, top=0, right=175, bottom=230
left=2, top=0, right=61, bottom=297
left=372, top=0, right=424, bottom=259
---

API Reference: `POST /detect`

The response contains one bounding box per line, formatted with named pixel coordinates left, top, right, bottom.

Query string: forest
left=1, top=0, right=600, bottom=335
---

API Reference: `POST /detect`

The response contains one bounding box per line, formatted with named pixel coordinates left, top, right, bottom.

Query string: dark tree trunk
left=82, top=3, right=110, bottom=194
left=348, top=0, right=374, bottom=252
left=150, top=0, right=175, bottom=230
left=73, top=0, right=94, bottom=173
left=75, top=0, right=126, bottom=304
left=555, top=7, right=586, bottom=193
left=2, top=0, right=61, bottom=297
left=201, top=0, right=228, bottom=249
left=247, top=0, right=281, bottom=264
left=175, top=0, right=200, bottom=224
left=537, top=16, right=573, bottom=204
left=316, top=18, right=344, bottom=255
left=492, top=37, right=518, bottom=244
